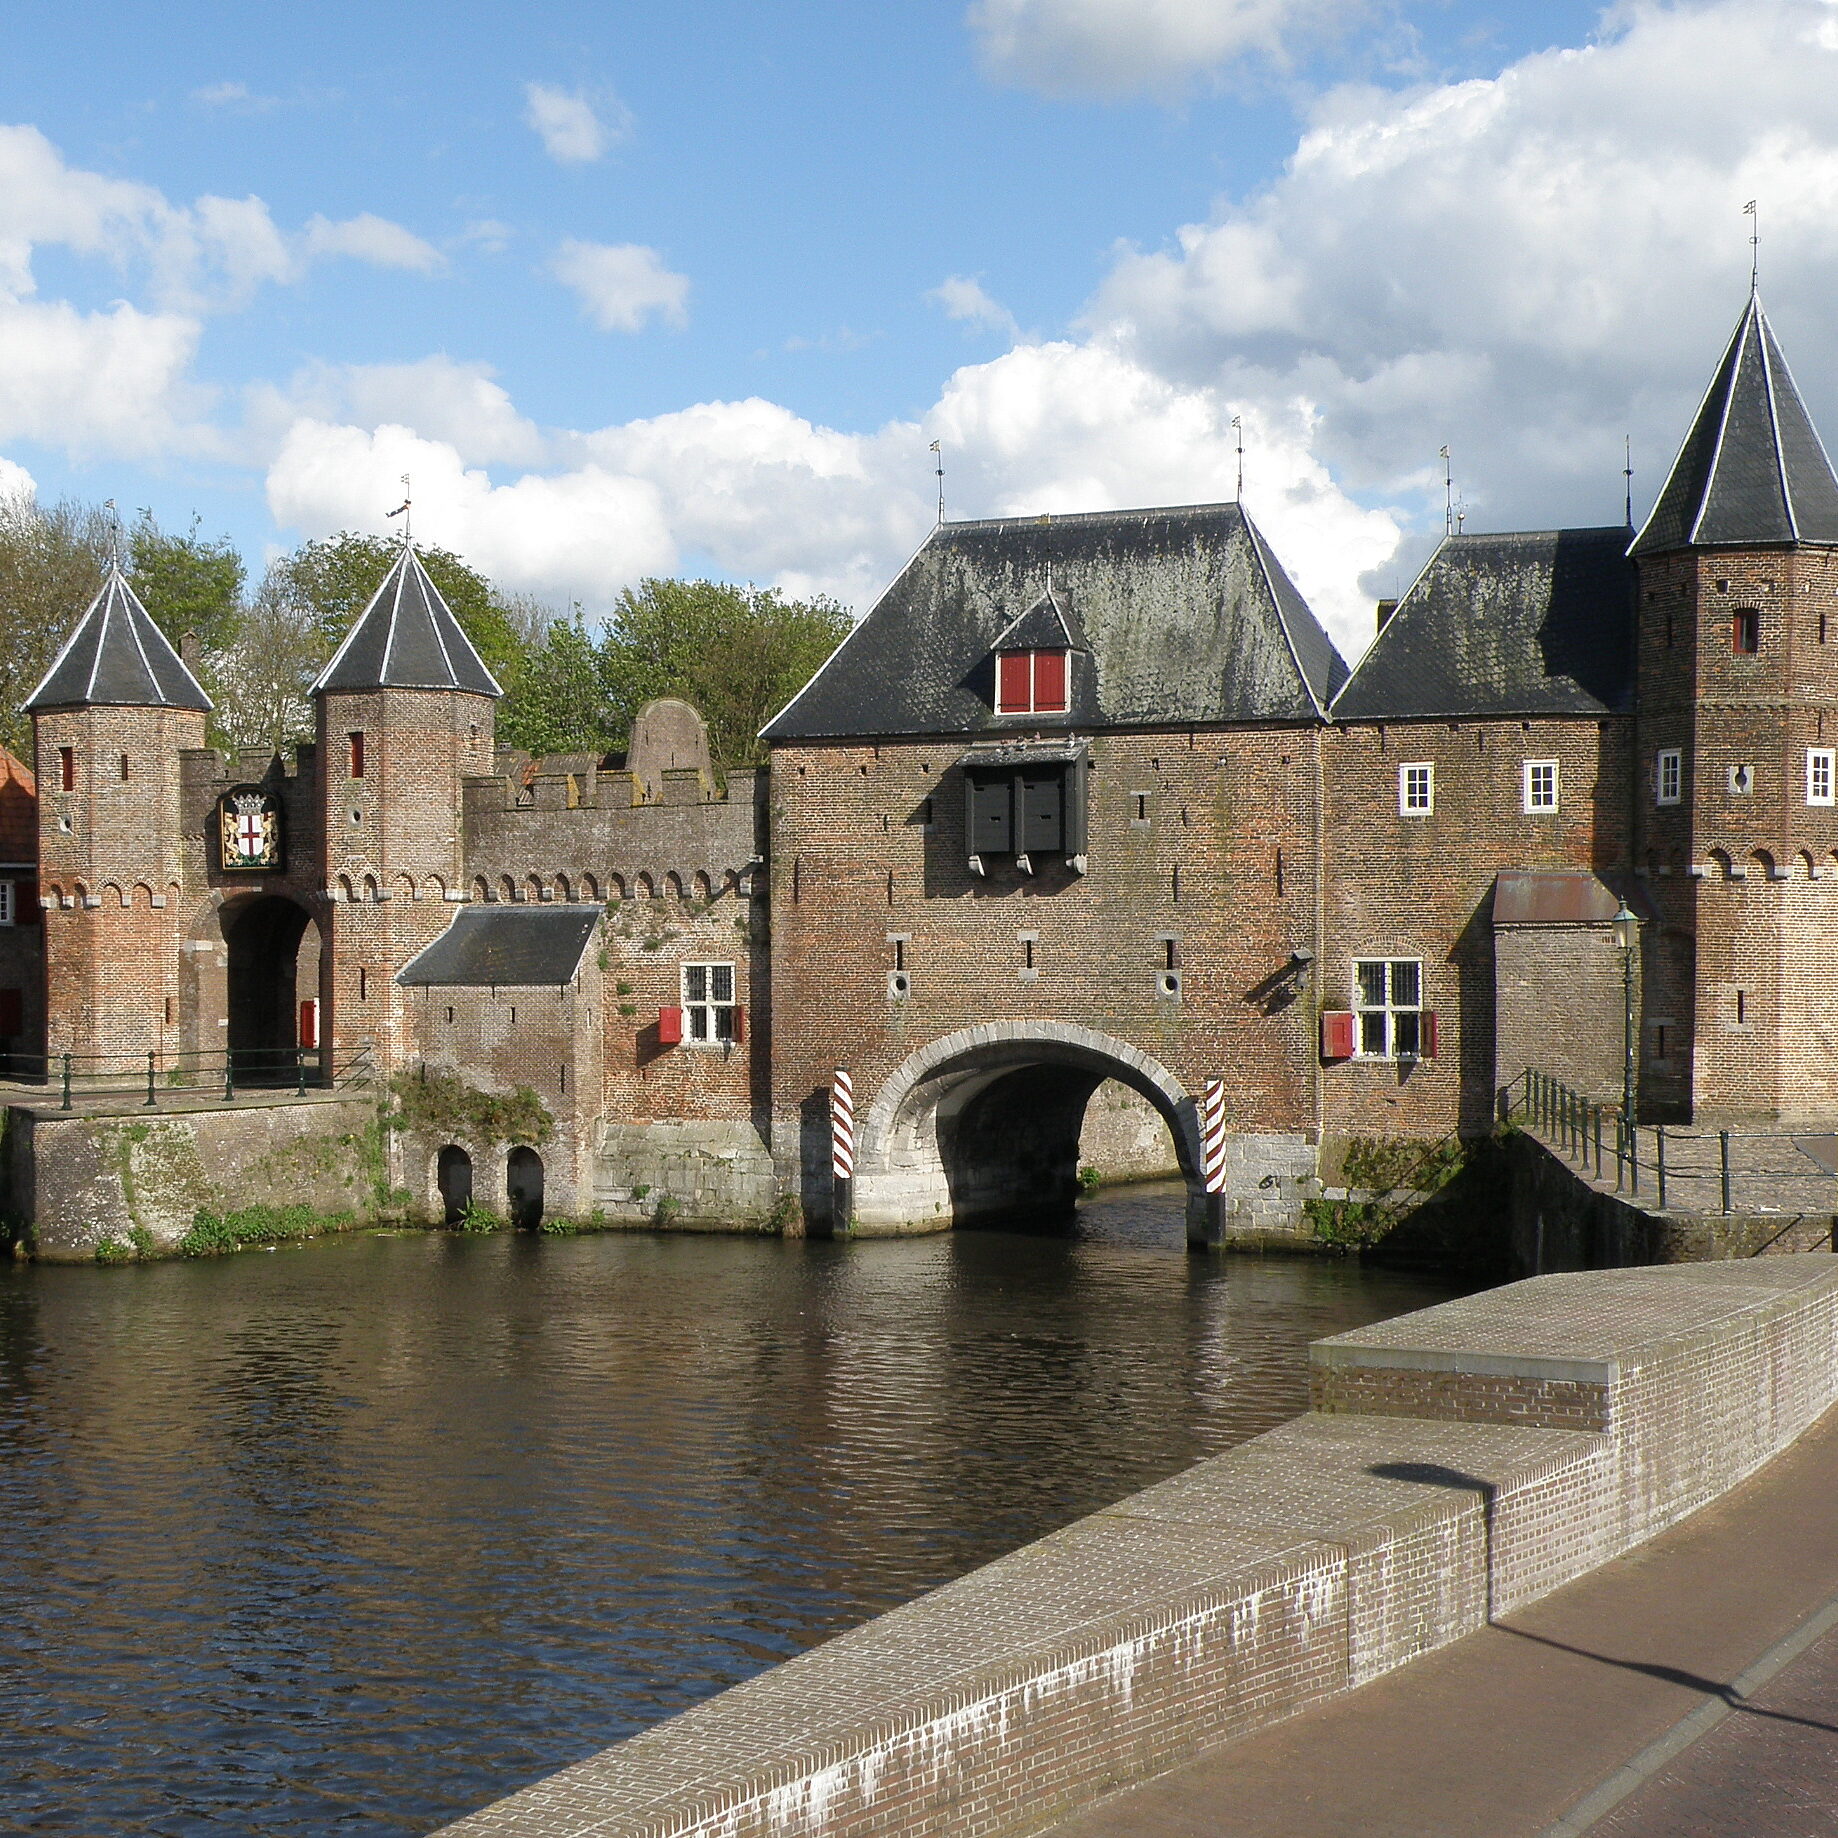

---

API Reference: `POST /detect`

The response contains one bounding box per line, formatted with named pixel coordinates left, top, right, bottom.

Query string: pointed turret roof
left=24, top=565, right=212, bottom=713
left=1631, top=296, right=1838, bottom=557
left=312, top=545, right=502, bottom=697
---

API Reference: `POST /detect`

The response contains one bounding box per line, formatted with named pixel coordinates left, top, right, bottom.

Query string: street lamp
left=1612, top=901, right=1639, bottom=1120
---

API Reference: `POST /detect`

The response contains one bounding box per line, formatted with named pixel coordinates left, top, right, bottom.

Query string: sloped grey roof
left=313, top=545, right=502, bottom=697
left=993, top=590, right=1086, bottom=652
left=397, top=905, right=598, bottom=987
left=1332, top=528, right=1633, bottom=721
left=24, top=565, right=212, bottom=712
left=761, top=503, right=1349, bottom=741
left=1631, top=295, right=1838, bottom=557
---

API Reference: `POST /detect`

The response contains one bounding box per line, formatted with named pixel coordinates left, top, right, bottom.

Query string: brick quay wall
left=436, top=1256, right=1838, bottom=1838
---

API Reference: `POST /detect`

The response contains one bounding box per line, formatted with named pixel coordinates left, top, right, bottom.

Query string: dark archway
left=437, top=1146, right=473, bottom=1224
left=506, top=1147, right=544, bottom=1229
left=223, top=895, right=317, bottom=1083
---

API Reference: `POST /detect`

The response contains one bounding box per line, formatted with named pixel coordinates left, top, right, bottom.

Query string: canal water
left=0, top=1184, right=1455, bottom=1835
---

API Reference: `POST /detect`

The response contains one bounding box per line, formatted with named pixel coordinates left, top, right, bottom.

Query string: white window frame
left=1353, top=958, right=1425, bottom=1060
left=0, top=881, right=14, bottom=927
left=681, top=961, right=737, bottom=1044
left=1399, top=762, right=1434, bottom=816
left=1809, top=749, right=1836, bottom=808
left=1656, top=748, right=1682, bottom=807
left=1522, top=759, right=1559, bottom=813
left=994, top=649, right=1070, bottom=716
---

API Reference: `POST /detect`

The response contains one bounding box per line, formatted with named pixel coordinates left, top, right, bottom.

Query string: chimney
left=180, top=630, right=201, bottom=668
left=1375, top=599, right=1399, bottom=634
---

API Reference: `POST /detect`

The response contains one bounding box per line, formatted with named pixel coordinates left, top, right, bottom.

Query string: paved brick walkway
left=1045, top=1397, right=1838, bottom=1838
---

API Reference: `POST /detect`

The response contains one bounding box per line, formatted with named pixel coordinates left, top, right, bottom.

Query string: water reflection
left=0, top=1183, right=1452, bottom=1835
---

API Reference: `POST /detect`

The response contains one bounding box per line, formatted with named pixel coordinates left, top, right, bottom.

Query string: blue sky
left=4, top=0, right=1836, bottom=656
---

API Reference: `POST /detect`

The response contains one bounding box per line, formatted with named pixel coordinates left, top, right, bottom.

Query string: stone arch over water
left=851, top=1021, right=1203, bottom=1237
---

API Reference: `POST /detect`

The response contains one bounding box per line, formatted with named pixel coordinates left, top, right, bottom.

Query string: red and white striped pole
left=1196, top=1078, right=1228, bottom=1248
left=830, top=1067, right=855, bottom=1231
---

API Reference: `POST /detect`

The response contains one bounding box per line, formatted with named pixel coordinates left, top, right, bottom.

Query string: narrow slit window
left=1733, top=608, right=1760, bottom=654
left=348, top=731, right=366, bottom=779
left=1656, top=748, right=1683, bottom=806
left=59, top=747, right=74, bottom=792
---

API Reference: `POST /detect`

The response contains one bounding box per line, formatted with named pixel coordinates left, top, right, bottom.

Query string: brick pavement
left=1045, top=1387, right=1838, bottom=1838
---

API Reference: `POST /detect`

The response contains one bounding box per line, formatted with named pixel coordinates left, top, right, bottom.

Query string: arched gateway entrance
left=221, top=894, right=320, bottom=1082
left=848, top=1023, right=1206, bottom=1238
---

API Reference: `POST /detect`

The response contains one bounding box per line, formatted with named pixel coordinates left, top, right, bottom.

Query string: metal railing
left=1503, top=1069, right=1838, bottom=1223
left=0, top=1044, right=376, bottom=1110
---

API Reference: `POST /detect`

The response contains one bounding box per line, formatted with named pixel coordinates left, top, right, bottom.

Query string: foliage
left=178, top=1203, right=354, bottom=1257
left=451, top=1200, right=502, bottom=1234
left=128, top=511, right=245, bottom=653
left=1307, top=1133, right=1470, bottom=1252
left=496, top=617, right=610, bottom=756
left=0, top=492, right=114, bottom=756
left=1078, top=1164, right=1102, bottom=1195
left=387, top=1068, right=554, bottom=1148
left=94, top=1236, right=136, bottom=1264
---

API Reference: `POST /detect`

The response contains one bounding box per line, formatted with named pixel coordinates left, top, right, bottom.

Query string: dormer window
left=996, top=650, right=1069, bottom=715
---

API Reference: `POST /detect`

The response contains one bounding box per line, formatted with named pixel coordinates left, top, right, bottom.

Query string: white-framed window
left=1809, top=749, right=1836, bottom=807
left=1399, top=762, right=1434, bottom=815
left=1656, top=748, right=1683, bottom=807
left=0, top=882, right=14, bottom=926
left=1354, top=958, right=1424, bottom=1059
left=1523, top=759, right=1559, bottom=813
left=681, top=961, right=737, bottom=1042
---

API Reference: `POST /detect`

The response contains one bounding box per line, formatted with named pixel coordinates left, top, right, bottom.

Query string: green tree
left=597, top=580, right=851, bottom=766
left=127, top=511, right=245, bottom=652
left=0, top=492, right=114, bottom=757
left=497, top=618, right=620, bottom=757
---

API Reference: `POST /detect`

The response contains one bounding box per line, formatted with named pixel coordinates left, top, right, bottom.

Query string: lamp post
left=1612, top=901, right=1639, bottom=1120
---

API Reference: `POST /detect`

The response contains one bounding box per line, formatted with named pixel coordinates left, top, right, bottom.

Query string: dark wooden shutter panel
left=1421, top=1011, right=1438, bottom=1058
left=967, top=772, right=1014, bottom=854
left=1020, top=770, right=1063, bottom=853
left=1033, top=651, right=1068, bottom=710
left=0, top=989, right=21, bottom=1035
left=1320, top=1010, right=1356, bottom=1061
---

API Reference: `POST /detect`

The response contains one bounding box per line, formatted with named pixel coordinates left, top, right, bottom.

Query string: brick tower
left=1630, top=294, right=1838, bottom=1121
left=25, top=565, right=212, bottom=1063
left=311, top=545, right=501, bottom=1076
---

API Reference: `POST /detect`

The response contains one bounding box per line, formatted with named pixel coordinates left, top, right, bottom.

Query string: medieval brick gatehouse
left=14, top=294, right=1838, bottom=1237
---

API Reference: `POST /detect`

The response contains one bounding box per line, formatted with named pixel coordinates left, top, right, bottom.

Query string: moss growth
left=387, top=1070, right=553, bottom=1150
left=94, top=1236, right=135, bottom=1264
left=1309, top=1133, right=1468, bottom=1252
left=1077, top=1164, right=1102, bottom=1196
left=178, top=1203, right=356, bottom=1257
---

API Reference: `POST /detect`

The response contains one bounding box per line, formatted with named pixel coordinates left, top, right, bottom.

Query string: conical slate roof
left=312, top=545, right=502, bottom=697
left=24, top=565, right=212, bottom=712
left=761, top=502, right=1348, bottom=740
left=1631, top=296, right=1838, bottom=556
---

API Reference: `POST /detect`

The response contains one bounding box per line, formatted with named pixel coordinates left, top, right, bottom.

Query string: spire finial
left=1231, top=414, right=1244, bottom=502
left=1745, top=199, right=1759, bottom=294
left=102, top=498, right=123, bottom=569
left=1439, top=446, right=1454, bottom=537
left=929, top=441, right=944, bottom=526
left=387, top=474, right=413, bottom=546
left=1624, top=434, right=1634, bottom=531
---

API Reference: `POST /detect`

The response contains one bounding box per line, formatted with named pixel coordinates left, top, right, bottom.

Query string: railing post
left=224, top=1053, right=234, bottom=1103
left=1720, top=1130, right=1732, bottom=1214
left=145, top=1049, right=156, bottom=1107
left=1594, top=1105, right=1603, bottom=1178
left=1629, top=1123, right=1640, bottom=1196
left=60, top=1053, right=71, bottom=1110
left=1655, top=1126, right=1667, bottom=1209
left=296, top=1046, right=307, bottom=1096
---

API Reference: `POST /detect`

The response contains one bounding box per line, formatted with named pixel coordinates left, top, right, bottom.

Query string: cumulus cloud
left=551, top=239, right=689, bottom=332
left=929, top=275, right=1020, bottom=337
left=968, top=0, right=1360, bottom=96
left=0, top=454, right=36, bottom=500
left=301, top=213, right=443, bottom=273
left=523, top=82, right=631, bottom=163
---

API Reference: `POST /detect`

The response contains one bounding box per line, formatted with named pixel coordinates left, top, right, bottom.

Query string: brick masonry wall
left=433, top=1257, right=1838, bottom=1838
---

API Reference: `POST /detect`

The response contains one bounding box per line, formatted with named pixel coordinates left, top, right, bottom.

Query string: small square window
left=1809, top=749, right=1835, bottom=807
left=682, top=961, right=737, bottom=1043
left=1656, top=748, right=1682, bottom=806
left=1523, top=759, right=1559, bottom=813
left=1353, top=958, right=1425, bottom=1059
left=1399, top=762, right=1434, bottom=815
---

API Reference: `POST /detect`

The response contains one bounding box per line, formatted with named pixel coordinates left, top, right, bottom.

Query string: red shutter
left=730, top=1005, right=746, bottom=1043
left=0, top=989, right=22, bottom=1035
left=1320, top=1010, right=1356, bottom=1061
left=298, top=998, right=319, bottom=1049
left=1033, top=650, right=1068, bottom=711
left=997, top=652, right=1031, bottom=712
left=1421, top=1011, right=1438, bottom=1058
left=657, top=1005, right=683, bottom=1044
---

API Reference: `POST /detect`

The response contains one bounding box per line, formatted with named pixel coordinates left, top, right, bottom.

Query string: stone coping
left=1311, top=1258, right=1838, bottom=1383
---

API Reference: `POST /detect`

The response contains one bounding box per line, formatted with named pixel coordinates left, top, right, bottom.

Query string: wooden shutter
left=967, top=772, right=1014, bottom=854
left=1019, top=770, right=1064, bottom=853
left=730, top=1005, right=746, bottom=1044
left=1033, top=650, right=1068, bottom=711
left=1320, top=1010, right=1356, bottom=1061
left=1421, top=1011, right=1438, bottom=1058
left=657, top=1006, right=683, bottom=1044
left=298, top=998, right=319, bottom=1049
left=997, top=653, right=1031, bottom=711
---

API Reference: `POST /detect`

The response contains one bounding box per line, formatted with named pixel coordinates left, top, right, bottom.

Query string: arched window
left=500, top=875, right=516, bottom=904
left=554, top=873, right=573, bottom=902
left=636, top=873, right=654, bottom=900
left=693, top=870, right=712, bottom=901
left=665, top=872, right=684, bottom=899
left=506, top=1146, right=544, bottom=1229
left=437, top=1145, right=473, bottom=1225
left=581, top=874, right=600, bottom=902
left=472, top=877, right=489, bottom=903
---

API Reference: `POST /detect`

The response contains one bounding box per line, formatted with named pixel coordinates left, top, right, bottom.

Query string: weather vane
left=929, top=441, right=944, bottom=525
left=1439, top=447, right=1454, bottom=537
left=1231, top=416, right=1244, bottom=502
left=387, top=474, right=412, bottom=544
left=1745, top=199, right=1759, bottom=292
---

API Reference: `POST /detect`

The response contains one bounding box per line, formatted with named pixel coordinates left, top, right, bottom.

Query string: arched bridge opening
left=850, top=1023, right=1207, bottom=1240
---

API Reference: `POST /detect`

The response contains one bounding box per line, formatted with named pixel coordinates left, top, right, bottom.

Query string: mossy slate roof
left=313, top=545, right=502, bottom=697
left=761, top=502, right=1349, bottom=741
left=397, top=906, right=598, bottom=987
left=1331, top=527, right=1635, bottom=722
left=25, top=566, right=212, bottom=712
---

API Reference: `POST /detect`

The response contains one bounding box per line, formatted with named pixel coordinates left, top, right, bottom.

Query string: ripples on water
left=0, top=1184, right=1454, bottom=1835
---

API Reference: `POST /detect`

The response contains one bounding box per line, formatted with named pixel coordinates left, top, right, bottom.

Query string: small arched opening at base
left=437, top=1145, right=473, bottom=1224
left=506, top=1146, right=544, bottom=1229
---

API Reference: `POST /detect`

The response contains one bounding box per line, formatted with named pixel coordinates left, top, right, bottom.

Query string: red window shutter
left=730, top=1004, right=745, bottom=1043
left=997, top=652, right=1031, bottom=712
left=298, top=998, right=319, bottom=1050
left=1421, top=1010, right=1438, bottom=1058
left=1321, top=1010, right=1356, bottom=1061
left=1033, top=650, right=1068, bottom=711
left=657, top=1005, right=683, bottom=1044
left=0, top=989, right=21, bottom=1034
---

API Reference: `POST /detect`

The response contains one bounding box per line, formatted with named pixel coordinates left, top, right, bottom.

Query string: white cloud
left=301, top=213, right=443, bottom=274
left=967, top=0, right=1360, bottom=96
left=929, top=275, right=1020, bottom=337
left=522, top=82, right=630, bottom=164
left=0, top=455, right=36, bottom=500
left=551, top=239, right=689, bottom=333
left=189, top=80, right=280, bottom=113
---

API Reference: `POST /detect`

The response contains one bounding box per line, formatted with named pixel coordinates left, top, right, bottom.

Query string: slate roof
left=1631, top=295, right=1838, bottom=557
left=761, top=503, right=1349, bottom=741
left=313, top=545, right=502, bottom=697
left=1331, top=527, right=1634, bottom=722
left=992, top=590, right=1086, bottom=653
left=397, top=905, right=599, bottom=987
left=24, top=565, right=212, bottom=712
